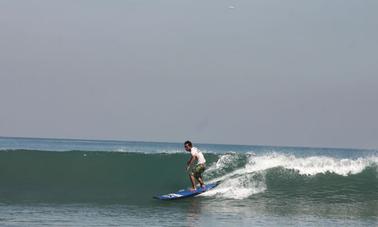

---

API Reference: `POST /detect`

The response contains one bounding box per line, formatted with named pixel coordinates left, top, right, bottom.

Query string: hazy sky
left=1, top=0, right=377, bottom=149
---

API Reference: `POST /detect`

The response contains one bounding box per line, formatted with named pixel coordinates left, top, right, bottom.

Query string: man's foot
left=189, top=188, right=197, bottom=192
left=201, top=185, right=206, bottom=190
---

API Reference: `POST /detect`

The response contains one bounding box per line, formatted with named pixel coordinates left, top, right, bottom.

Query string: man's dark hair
left=184, top=140, right=192, bottom=147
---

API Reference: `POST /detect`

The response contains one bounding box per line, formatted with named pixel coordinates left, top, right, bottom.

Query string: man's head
left=184, top=140, right=192, bottom=152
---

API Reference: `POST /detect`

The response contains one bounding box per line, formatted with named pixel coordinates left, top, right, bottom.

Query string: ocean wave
left=202, top=153, right=378, bottom=200
left=0, top=150, right=376, bottom=203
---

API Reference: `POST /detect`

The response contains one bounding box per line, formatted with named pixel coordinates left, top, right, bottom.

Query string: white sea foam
left=202, top=153, right=378, bottom=200
left=245, top=153, right=378, bottom=176
left=202, top=173, right=266, bottom=199
left=205, top=153, right=238, bottom=174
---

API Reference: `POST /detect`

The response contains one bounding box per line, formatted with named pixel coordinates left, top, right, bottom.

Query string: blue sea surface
left=0, top=137, right=377, bottom=226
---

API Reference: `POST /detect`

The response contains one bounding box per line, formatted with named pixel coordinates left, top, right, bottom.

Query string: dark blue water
left=0, top=137, right=377, bottom=226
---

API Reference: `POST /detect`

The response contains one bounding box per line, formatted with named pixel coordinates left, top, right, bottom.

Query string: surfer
left=184, top=140, right=206, bottom=191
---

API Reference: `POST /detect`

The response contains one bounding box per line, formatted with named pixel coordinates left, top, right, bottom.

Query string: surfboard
left=154, top=181, right=219, bottom=200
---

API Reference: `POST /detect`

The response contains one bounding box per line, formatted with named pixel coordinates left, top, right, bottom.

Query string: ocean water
left=0, top=137, right=377, bottom=226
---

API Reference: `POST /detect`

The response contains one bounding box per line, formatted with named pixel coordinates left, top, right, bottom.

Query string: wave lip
left=246, top=153, right=378, bottom=176
left=202, top=153, right=378, bottom=200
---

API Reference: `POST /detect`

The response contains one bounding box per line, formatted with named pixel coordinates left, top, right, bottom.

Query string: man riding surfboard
left=184, top=140, right=206, bottom=191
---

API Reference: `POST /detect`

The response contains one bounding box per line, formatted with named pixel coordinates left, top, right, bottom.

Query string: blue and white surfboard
left=154, top=182, right=219, bottom=200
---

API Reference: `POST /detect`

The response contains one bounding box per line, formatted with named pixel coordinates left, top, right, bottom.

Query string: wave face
left=0, top=149, right=377, bottom=204
left=203, top=153, right=378, bottom=201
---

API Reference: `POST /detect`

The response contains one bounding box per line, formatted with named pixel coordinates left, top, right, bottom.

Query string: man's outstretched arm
left=187, top=156, right=194, bottom=169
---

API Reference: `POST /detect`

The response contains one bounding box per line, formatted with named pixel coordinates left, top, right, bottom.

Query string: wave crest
left=203, top=153, right=378, bottom=200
